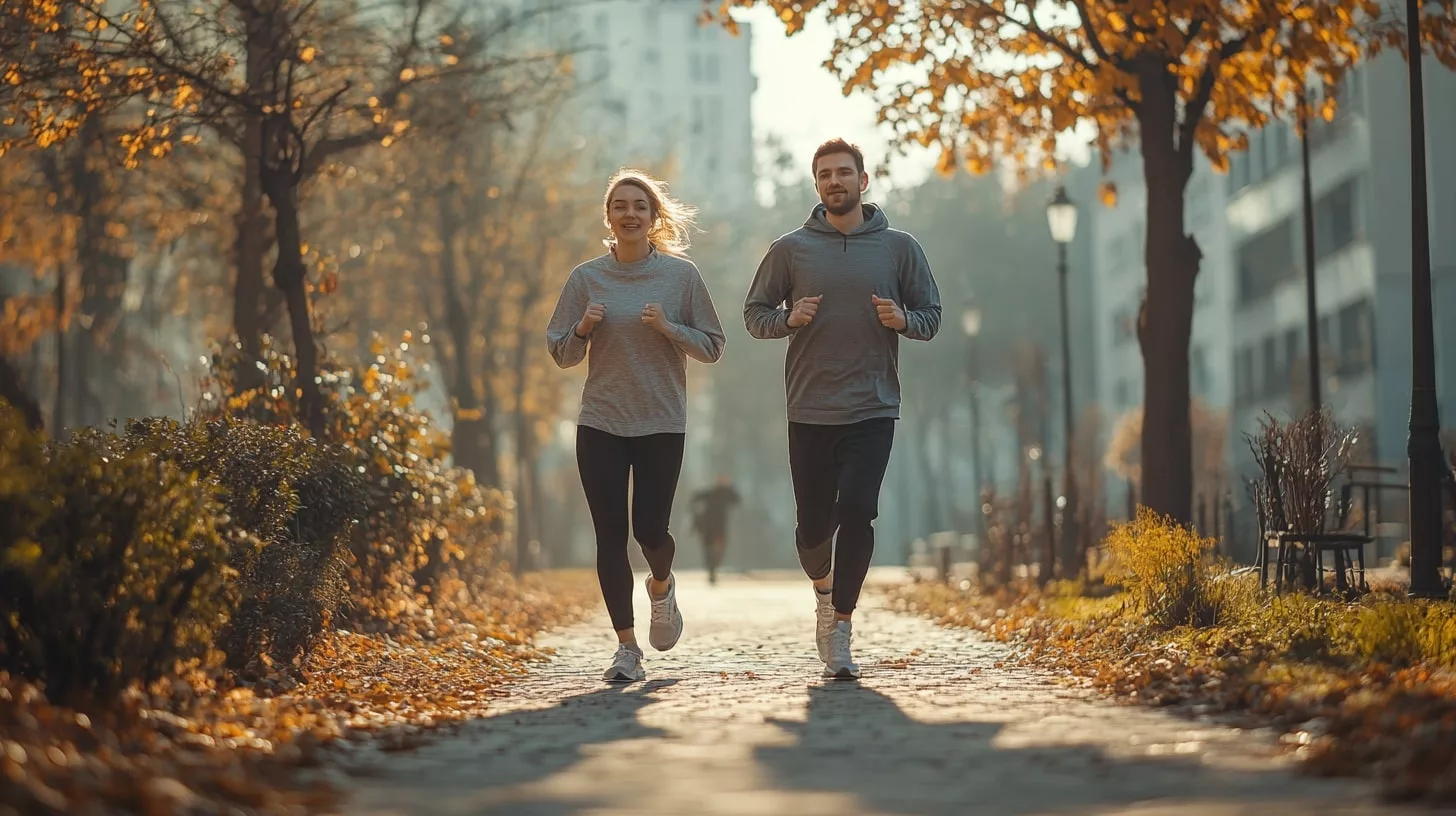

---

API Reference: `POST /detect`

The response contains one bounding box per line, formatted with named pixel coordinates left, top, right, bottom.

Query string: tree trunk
left=73, top=119, right=129, bottom=427
left=1135, top=68, right=1200, bottom=526
left=52, top=268, right=68, bottom=433
left=438, top=192, right=499, bottom=485
left=512, top=326, right=534, bottom=574
left=232, top=5, right=271, bottom=393
left=914, top=406, right=943, bottom=532
left=261, top=161, right=325, bottom=439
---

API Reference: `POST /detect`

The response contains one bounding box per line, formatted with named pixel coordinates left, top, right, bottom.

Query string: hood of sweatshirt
left=802, top=202, right=891, bottom=238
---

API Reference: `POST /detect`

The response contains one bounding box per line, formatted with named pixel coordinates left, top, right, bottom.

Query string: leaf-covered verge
left=888, top=515, right=1456, bottom=804
left=0, top=333, right=601, bottom=814
left=0, top=569, right=597, bottom=815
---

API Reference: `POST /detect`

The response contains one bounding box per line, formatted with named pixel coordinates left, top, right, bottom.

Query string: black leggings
left=577, top=425, right=685, bottom=631
left=788, top=418, right=896, bottom=615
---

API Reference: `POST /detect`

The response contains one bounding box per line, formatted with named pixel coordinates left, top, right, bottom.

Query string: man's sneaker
left=603, top=644, right=645, bottom=683
left=822, top=620, right=860, bottom=680
left=646, top=574, right=684, bottom=651
left=814, top=588, right=836, bottom=663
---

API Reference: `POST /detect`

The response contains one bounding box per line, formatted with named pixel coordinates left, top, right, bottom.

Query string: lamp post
left=962, top=303, right=985, bottom=546
left=1046, top=185, right=1079, bottom=579
left=1298, top=87, right=1322, bottom=412
left=1403, top=0, right=1446, bottom=598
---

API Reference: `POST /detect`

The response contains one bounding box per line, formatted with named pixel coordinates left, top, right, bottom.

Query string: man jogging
left=690, top=474, right=741, bottom=585
left=744, top=138, right=941, bottom=680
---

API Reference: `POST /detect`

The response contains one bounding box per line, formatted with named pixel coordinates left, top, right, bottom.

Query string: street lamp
left=962, top=302, right=985, bottom=546
left=1046, top=185, right=1079, bottom=579
left=1403, top=0, right=1447, bottom=597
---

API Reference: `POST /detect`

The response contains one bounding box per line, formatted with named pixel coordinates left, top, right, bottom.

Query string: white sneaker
left=823, top=620, right=860, bottom=680
left=814, top=588, right=836, bottom=663
left=646, top=574, right=684, bottom=651
left=603, top=644, right=645, bottom=683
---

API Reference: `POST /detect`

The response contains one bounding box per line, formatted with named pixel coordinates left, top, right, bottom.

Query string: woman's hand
left=641, top=303, right=673, bottom=334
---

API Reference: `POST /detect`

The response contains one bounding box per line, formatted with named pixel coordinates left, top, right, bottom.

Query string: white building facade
left=1086, top=148, right=1236, bottom=451
left=547, top=0, right=757, bottom=214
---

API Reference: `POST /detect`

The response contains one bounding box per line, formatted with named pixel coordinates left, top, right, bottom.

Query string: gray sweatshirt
left=744, top=203, right=941, bottom=425
left=547, top=249, right=726, bottom=437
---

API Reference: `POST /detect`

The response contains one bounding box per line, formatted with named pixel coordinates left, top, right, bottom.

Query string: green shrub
left=0, top=408, right=244, bottom=702
left=200, top=333, right=510, bottom=624
left=121, top=416, right=365, bottom=676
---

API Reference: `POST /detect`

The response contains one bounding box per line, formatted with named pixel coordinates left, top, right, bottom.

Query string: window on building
left=1230, top=150, right=1250, bottom=193
left=1261, top=335, right=1280, bottom=398
left=689, top=53, right=702, bottom=81
left=1237, top=218, right=1296, bottom=303
left=1235, top=347, right=1255, bottom=404
left=595, top=11, right=609, bottom=41
left=643, top=4, right=658, bottom=33
left=1315, top=176, right=1360, bottom=259
left=1267, top=122, right=1291, bottom=171
left=644, top=48, right=660, bottom=67
left=690, top=96, right=703, bottom=134
left=1337, top=298, right=1374, bottom=375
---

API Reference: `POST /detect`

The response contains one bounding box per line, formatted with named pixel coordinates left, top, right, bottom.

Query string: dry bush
left=1103, top=508, right=1249, bottom=628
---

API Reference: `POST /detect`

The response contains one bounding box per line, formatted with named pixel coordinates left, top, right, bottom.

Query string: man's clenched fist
left=786, top=295, right=822, bottom=329
left=872, top=295, right=906, bottom=331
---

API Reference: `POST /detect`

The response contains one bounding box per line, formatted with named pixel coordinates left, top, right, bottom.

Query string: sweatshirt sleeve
left=545, top=268, right=590, bottom=369
left=897, top=237, right=942, bottom=342
left=743, top=238, right=795, bottom=340
left=667, top=267, right=726, bottom=364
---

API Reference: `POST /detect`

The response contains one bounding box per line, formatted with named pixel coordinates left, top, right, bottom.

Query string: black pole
left=1057, top=242, right=1078, bottom=577
left=1404, top=0, right=1446, bottom=598
left=968, top=337, right=986, bottom=544
left=1299, top=90, right=1322, bottom=412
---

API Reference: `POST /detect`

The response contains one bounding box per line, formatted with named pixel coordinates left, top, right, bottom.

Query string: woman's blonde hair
left=602, top=169, right=698, bottom=256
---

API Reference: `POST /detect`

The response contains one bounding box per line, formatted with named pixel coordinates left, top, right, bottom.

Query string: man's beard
left=821, top=187, right=861, bottom=216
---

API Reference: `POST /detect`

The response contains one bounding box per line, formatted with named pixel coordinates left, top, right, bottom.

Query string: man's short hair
left=811, top=138, right=865, bottom=177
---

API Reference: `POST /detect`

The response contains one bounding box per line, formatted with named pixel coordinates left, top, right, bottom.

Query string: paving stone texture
left=336, top=570, right=1403, bottom=816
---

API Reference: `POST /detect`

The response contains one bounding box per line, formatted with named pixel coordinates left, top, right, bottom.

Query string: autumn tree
left=4, top=0, right=570, bottom=438
left=718, top=0, right=1456, bottom=523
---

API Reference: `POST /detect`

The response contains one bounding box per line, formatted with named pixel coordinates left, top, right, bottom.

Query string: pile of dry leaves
left=888, top=578, right=1456, bottom=804
left=0, top=569, right=598, bottom=815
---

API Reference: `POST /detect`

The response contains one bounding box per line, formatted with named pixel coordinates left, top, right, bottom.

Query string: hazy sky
left=741, top=7, right=1095, bottom=203
left=738, top=7, right=936, bottom=198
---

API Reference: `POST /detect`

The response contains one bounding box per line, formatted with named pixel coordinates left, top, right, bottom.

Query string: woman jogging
left=546, top=169, right=726, bottom=683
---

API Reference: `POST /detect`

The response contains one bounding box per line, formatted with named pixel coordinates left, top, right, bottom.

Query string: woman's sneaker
left=603, top=643, right=645, bottom=683
left=814, top=587, right=836, bottom=663
left=822, top=620, right=860, bottom=680
left=646, top=574, right=684, bottom=651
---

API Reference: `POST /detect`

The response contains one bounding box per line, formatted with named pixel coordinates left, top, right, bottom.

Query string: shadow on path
left=754, top=682, right=1380, bottom=815
left=343, top=680, right=680, bottom=815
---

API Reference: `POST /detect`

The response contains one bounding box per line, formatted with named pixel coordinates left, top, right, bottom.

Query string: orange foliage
left=711, top=0, right=1456, bottom=178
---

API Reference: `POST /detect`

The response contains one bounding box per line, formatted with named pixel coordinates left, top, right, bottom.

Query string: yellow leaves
left=935, top=145, right=957, bottom=176
left=299, top=45, right=317, bottom=64
left=398, top=67, right=417, bottom=82
left=1098, top=180, right=1118, bottom=207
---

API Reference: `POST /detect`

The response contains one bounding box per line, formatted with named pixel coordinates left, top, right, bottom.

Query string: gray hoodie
left=744, top=203, right=942, bottom=425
